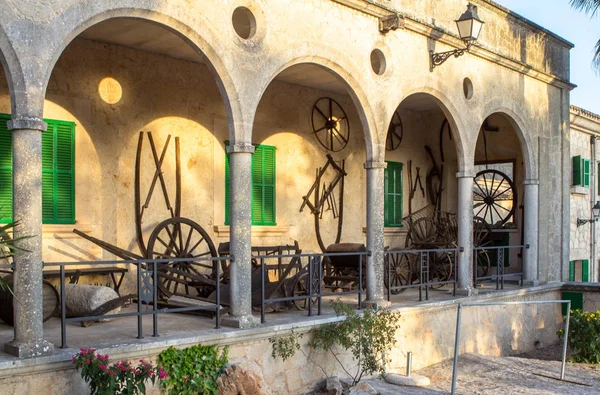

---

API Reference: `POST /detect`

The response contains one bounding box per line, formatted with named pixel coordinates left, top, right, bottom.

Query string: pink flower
left=71, top=356, right=76, bottom=361
left=86, top=359, right=90, bottom=365
left=158, top=367, right=167, bottom=380
left=99, top=365, right=107, bottom=371
left=108, top=370, right=114, bottom=376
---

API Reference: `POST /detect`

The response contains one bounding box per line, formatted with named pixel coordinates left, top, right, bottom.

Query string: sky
left=496, top=0, right=600, bottom=114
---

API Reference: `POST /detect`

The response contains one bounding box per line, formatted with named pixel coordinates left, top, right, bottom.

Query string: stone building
left=569, top=105, right=600, bottom=283
left=0, top=0, right=576, bottom=377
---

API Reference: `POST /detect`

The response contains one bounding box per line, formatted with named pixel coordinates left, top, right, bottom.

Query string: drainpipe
left=591, top=135, right=597, bottom=283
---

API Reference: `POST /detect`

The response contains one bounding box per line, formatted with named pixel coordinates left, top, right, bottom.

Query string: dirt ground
left=363, top=345, right=600, bottom=394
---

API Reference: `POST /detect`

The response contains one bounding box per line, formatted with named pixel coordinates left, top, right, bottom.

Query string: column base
left=361, top=299, right=392, bottom=309
left=221, top=314, right=260, bottom=329
left=522, top=280, right=540, bottom=287
left=455, top=287, right=478, bottom=297
left=4, top=339, right=54, bottom=358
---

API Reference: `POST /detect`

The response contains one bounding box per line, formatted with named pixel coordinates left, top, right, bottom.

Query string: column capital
left=7, top=117, right=47, bottom=132
left=523, top=179, right=540, bottom=185
left=226, top=143, right=255, bottom=154
left=455, top=171, right=474, bottom=178
left=364, top=161, right=387, bottom=169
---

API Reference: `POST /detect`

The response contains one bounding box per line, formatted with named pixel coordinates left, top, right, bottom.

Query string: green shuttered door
left=225, top=144, right=276, bottom=226
left=0, top=114, right=75, bottom=224
left=384, top=161, right=403, bottom=227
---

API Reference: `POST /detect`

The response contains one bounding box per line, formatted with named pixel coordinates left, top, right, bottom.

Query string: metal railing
left=384, top=248, right=459, bottom=301
left=43, top=256, right=227, bottom=349
left=257, top=251, right=370, bottom=323
left=473, top=244, right=528, bottom=289
left=451, top=300, right=571, bottom=394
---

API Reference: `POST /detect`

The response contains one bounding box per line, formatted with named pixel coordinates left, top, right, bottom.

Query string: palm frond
left=570, top=0, right=600, bottom=16
left=594, top=38, right=600, bottom=72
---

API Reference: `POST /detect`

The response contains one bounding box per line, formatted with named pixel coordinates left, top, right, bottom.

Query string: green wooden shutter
left=583, top=159, right=591, bottom=188
left=384, top=161, right=403, bottom=227
left=0, top=114, right=12, bottom=222
left=42, top=119, right=75, bottom=224
left=582, top=259, right=590, bottom=283
left=569, top=260, right=575, bottom=282
left=224, top=143, right=276, bottom=226
left=252, top=145, right=276, bottom=226
left=573, top=155, right=582, bottom=186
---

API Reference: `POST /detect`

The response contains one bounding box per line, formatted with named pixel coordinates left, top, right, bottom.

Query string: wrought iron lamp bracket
left=577, top=217, right=598, bottom=227
left=429, top=46, right=468, bottom=71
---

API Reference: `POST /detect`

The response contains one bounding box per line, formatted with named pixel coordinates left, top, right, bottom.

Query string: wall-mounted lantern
left=430, top=3, right=484, bottom=71
left=577, top=201, right=600, bottom=227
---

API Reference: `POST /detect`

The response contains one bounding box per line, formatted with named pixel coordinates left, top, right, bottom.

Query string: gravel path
left=364, top=350, right=600, bottom=394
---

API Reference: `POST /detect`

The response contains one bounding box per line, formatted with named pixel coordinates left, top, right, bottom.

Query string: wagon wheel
left=386, top=110, right=403, bottom=151
left=312, top=97, right=350, bottom=152
left=473, top=216, right=492, bottom=281
left=147, top=217, right=218, bottom=300
left=384, top=253, right=413, bottom=294
left=473, top=169, right=516, bottom=226
left=409, top=217, right=439, bottom=245
left=428, top=250, right=453, bottom=289
left=291, top=271, right=319, bottom=311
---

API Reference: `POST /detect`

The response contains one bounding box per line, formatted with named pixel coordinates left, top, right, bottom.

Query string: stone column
left=456, top=172, right=476, bottom=295
left=4, top=118, right=54, bottom=358
left=222, top=143, right=259, bottom=328
left=362, top=161, right=390, bottom=308
left=522, top=180, right=539, bottom=285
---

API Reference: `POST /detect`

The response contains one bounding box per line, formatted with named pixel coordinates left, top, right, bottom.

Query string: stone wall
left=0, top=285, right=568, bottom=394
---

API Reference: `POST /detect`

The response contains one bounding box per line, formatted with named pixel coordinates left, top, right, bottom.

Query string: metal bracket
left=429, top=47, right=467, bottom=71
left=577, top=217, right=598, bottom=227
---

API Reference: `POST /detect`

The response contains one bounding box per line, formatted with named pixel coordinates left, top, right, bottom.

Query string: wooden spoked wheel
left=428, top=250, right=453, bottom=289
left=473, top=169, right=516, bottom=226
left=473, top=216, right=492, bottom=280
left=147, top=217, right=218, bottom=299
left=384, top=253, right=413, bottom=294
left=408, top=218, right=439, bottom=245
left=311, top=97, right=350, bottom=152
left=386, top=110, right=403, bottom=151
left=291, top=271, right=319, bottom=311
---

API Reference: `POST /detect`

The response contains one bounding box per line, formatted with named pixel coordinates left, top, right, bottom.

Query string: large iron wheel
left=147, top=217, right=218, bottom=299
left=428, top=250, right=453, bottom=289
left=291, top=271, right=319, bottom=311
left=386, top=110, right=403, bottom=151
left=473, top=169, right=516, bottom=226
left=311, top=97, right=350, bottom=152
left=384, top=253, right=413, bottom=294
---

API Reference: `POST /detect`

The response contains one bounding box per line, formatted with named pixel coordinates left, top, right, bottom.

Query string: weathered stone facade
left=0, top=0, right=575, bottom=359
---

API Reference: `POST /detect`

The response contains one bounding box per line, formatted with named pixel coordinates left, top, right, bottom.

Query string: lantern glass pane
left=456, top=19, right=473, bottom=40
left=471, top=20, right=483, bottom=40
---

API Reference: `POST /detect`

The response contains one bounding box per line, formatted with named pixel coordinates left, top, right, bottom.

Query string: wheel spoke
left=188, top=236, right=206, bottom=255
left=163, top=226, right=182, bottom=255
left=315, top=105, right=328, bottom=121
left=475, top=179, right=488, bottom=199
left=490, top=177, right=505, bottom=199
left=493, top=201, right=511, bottom=212
left=492, top=186, right=513, bottom=200
left=183, top=225, right=194, bottom=253
left=314, top=126, right=327, bottom=133
left=491, top=204, right=503, bottom=223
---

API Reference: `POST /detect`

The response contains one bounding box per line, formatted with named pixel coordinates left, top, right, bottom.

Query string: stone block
left=347, top=381, right=379, bottom=395
left=383, top=373, right=430, bottom=387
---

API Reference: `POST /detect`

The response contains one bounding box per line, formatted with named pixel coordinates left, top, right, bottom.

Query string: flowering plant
left=73, top=348, right=165, bottom=395
left=558, top=309, right=600, bottom=364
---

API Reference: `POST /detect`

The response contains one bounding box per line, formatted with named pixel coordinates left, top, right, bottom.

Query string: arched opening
left=383, top=93, right=463, bottom=295
left=248, top=63, right=370, bottom=255
left=40, top=17, right=230, bottom=305
left=474, top=112, right=526, bottom=282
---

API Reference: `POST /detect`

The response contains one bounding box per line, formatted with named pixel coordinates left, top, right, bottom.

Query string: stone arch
left=254, top=55, right=380, bottom=163
left=0, top=23, right=24, bottom=115
left=480, top=105, right=537, bottom=180
left=43, top=7, right=241, bottom=142
left=394, top=87, right=470, bottom=173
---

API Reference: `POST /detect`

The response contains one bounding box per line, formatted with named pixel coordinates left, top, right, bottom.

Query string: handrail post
left=308, top=256, right=313, bottom=317
left=137, top=262, right=143, bottom=339
left=561, top=301, right=571, bottom=380
left=318, top=256, right=322, bottom=316
left=60, top=265, right=67, bottom=349
left=451, top=303, right=462, bottom=395
left=357, top=253, right=362, bottom=310
left=216, top=257, right=221, bottom=329
left=152, top=260, right=158, bottom=337
left=261, top=257, right=265, bottom=324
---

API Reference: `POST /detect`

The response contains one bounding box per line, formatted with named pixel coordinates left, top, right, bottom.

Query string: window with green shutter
left=384, top=161, right=403, bottom=227
left=0, top=114, right=75, bottom=224
left=572, top=155, right=590, bottom=187
left=225, top=143, right=276, bottom=226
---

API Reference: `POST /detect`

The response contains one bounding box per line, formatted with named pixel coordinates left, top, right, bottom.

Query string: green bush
left=157, top=344, right=228, bottom=395
left=309, top=300, right=401, bottom=385
left=269, top=330, right=303, bottom=361
left=559, top=309, right=600, bottom=364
